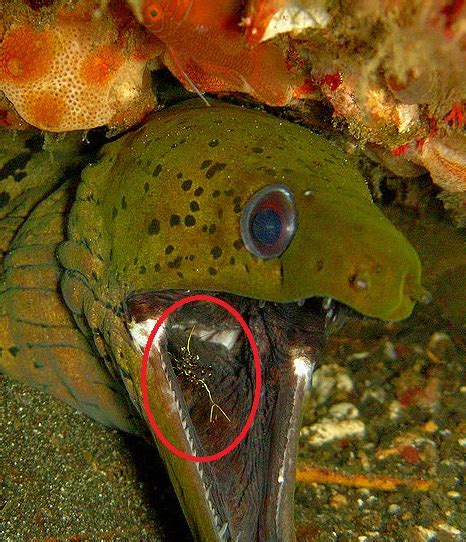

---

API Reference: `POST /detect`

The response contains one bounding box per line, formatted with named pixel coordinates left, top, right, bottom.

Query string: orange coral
left=0, top=1, right=161, bottom=131
left=1, top=24, right=54, bottom=84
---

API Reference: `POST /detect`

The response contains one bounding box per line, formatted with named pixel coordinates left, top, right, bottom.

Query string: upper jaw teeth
left=322, top=297, right=338, bottom=322
left=322, top=296, right=333, bottom=310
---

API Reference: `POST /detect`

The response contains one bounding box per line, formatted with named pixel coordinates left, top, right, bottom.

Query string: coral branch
left=296, top=465, right=433, bottom=492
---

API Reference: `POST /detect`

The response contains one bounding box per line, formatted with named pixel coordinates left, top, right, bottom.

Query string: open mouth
left=125, top=290, right=347, bottom=541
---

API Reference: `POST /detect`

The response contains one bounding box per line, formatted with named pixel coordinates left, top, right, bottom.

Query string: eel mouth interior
left=125, top=290, right=348, bottom=542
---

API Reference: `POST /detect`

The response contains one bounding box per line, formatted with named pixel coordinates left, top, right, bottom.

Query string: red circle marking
left=140, top=294, right=262, bottom=462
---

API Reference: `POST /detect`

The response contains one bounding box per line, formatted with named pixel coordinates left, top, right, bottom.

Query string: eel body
left=0, top=100, right=427, bottom=541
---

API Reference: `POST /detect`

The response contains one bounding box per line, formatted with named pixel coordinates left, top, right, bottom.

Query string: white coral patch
left=261, top=2, right=330, bottom=42
left=304, top=419, right=366, bottom=446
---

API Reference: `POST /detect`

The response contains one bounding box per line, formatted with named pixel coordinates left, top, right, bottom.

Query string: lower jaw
left=126, top=290, right=334, bottom=541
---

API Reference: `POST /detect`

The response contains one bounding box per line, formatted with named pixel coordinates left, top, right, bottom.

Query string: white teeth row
left=322, top=297, right=333, bottom=310
left=131, top=320, right=227, bottom=538
left=165, top=369, right=226, bottom=537
left=322, top=297, right=338, bottom=322
left=219, top=522, right=229, bottom=540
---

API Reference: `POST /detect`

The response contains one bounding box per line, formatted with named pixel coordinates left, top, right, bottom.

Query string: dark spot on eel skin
left=230, top=257, right=236, bottom=265
left=233, top=239, right=243, bottom=250
left=0, top=152, right=31, bottom=182
left=177, top=272, right=184, bottom=279
left=224, top=189, right=234, bottom=196
left=112, top=207, right=118, bottom=219
left=202, top=224, right=208, bottom=232
left=170, top=214, right=181, bottom=226
left=182, top=180, right=193, bottom=191
left=190, top=201, right=200, bottom=212
left=25, top=134, right=44, bottom=153
left=210, top=246, right=222, bottom=259
left=212, top=190, right=221, bottom=198
left=206, top=162, right=227, bottom=179
left=14, top=171, right=27, bottom=183
left=200, top=159, right=212, bottom=169
left=185, top=215, right=196, bottom=227
left=177, top=172, right=183, bottom=179
left=171, top=139, right=186, bottom=148
left=165, top=245, right=174, bottom=255
left=139, top=265, right=146, bottom=274
left=154, top=263, right=161, bottom=272
left=252, top=147, right=264, bottom=154
left=189, top=255, right=195, bottom=261
left=208, top=139, right=219, bottom=148
left=152, top=164, right=162, bottom=177
left=8, top=345, right=20, bottom=357
left=208, top=224, right=217, bottom=234
left=217, top=209, right=223, bottom=219
left=144, top=182, right=150, bottom=194
left=121, top=196, right=127, bottom=210
left=194, top=187, right=204, bottom=197
left=168, top=256, right=183, bottom=269
left=0, top=191, right=11, bottom=208
left=208, top=267, right=217, bottom=276
left=316, top=259, right=324, bottom=271
left=148, top=218, right=160, bottom=235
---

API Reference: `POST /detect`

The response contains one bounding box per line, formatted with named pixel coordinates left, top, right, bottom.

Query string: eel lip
left=126, top=291, right=328, bottom=541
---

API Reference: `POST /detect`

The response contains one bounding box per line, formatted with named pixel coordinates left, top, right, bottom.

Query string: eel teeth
left=219, top=521, right=230, bottom=540
left=322, top=296, right=333, bottom=310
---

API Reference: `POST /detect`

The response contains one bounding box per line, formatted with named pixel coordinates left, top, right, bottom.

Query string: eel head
left=60, top=101, right=429, bottom=541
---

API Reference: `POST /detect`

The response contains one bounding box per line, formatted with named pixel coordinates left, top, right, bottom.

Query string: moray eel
left=0, top=100, right=428, bottom=541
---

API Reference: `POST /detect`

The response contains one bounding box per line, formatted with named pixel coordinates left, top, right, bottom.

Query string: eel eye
left=241, top=184, right=297, bottom=259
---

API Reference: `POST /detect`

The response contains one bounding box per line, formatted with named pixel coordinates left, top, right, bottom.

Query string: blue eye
left=252, top=209, right=282, bottom=245
left=241, top=184, right=297, bottom=259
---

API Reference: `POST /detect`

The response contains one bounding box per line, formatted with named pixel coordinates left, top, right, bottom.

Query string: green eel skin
left=0, top=100, right=428, bottom=541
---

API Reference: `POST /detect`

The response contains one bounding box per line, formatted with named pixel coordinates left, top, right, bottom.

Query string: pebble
left=328, top=402, right=360, bottom=420
left=447, top=491, right=460, bottom=499
left=305, top=419, right=366, bottom=446
left=330, top=493, right=348, bottom=508
left=311, top=364, right=354, bottom=405
left=422, top=420, right=438, bottom=433
left=415, top=526, right=436, bottom=541
left=383, top=340, right=398, bottom=360
left=347, top=351, right=371, bottom=361
left=389, top=400, right=402, bottom=420
left=388, top=504, right=401, bottom=515
left=438, top=522, right=461, bottom=535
